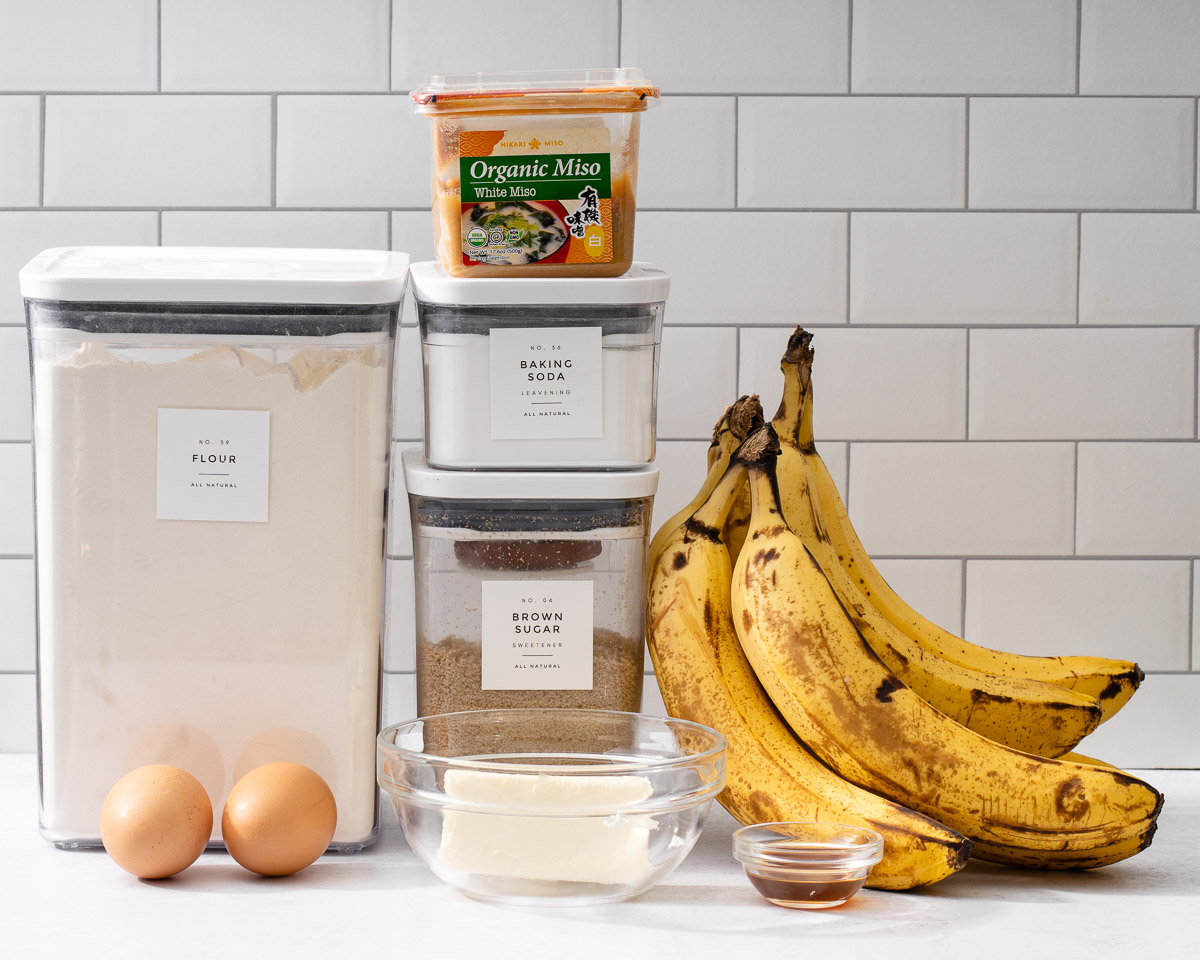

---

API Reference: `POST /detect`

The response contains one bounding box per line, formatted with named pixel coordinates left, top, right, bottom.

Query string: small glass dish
left=378, top=709, right=725, bottom=906
left=733, top=823, right=884, bottom=910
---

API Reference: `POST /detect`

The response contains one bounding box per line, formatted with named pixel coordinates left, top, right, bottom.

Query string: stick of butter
left=438, top=770, right=655, bottom=885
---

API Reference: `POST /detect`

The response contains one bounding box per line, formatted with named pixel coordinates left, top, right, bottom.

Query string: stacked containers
left=21, top=246, right=409, bottom=849
left=405, top=69, right=665, bottom=716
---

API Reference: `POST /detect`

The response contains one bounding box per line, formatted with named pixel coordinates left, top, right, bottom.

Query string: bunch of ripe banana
left=647, top=328, right=1162, bottom=890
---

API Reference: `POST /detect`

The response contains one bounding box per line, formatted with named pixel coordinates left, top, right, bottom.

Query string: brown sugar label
left=458, top=127, right=613, bottom=267
left=480, top=580, right=594, bottom=690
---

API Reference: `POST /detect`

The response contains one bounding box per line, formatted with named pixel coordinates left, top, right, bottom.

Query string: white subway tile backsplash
left=0, top=211, right=159, bottom=326
left=44, top=96, right=272, bottom=207
left=391, top=212, right=437, bottom=266
left=852, top=0, right=1076, bottom=94
left=391, top=0, right=618, bottom=92
left=1080, top=214, right=1200, bottom=325
left=650, top=440, right=711, bottom=536
left=621, top=0, right=848, bottom=94
left=0, top=559, right=35, bottom=672
left=819, top=442, right=849, bottom=504
left=277, top=96, right=428, bottom=208
left=969, top=98, right=1196, bottom=210
left=385, top=559, right=416, bottom=673
left=636, top=97, right=735, bottom=209
left=740, top=327, right=967, bottom=440
left=1, top=0, right=1198, bottom=767
left=0, top=97, right=40, bottom=206
left=740, top=97, right=965, bottom=209
left=1080, top=0, right=1200, bottom=95
left=161, top=0, right=389, bottom=92
left=970, top=328, right=1196, bottom=440
left=635, top=212, right=846, bottom=325
left=850, top=213, right=1077, bottom=325
left=0, top=674, right=35, bottom=752
left=0, top=328, right=31, bottom=441
left=382, top=673, right=417, bottom=727
left=162, top=211, right=389, bottom=250
left=871, top=558, right=963, bottom=636
left=1072, top=673, right=1200, bottom=768
left=1077, top=443, right=1200, bottom=556
left=0, top=0, right=157, bottom=92
left=391, top=325, right=425, bottom=441
left=642, top=674, right=668, bottom=717
left=658, top=327, right=738, bottom=439
left=386, top=441, right=420, bottom=558
left=847, top=442, right=1076, bottom=556
left=0, top=444, right=33, bottom=555
left=965, top=560, right=1191, bottom=668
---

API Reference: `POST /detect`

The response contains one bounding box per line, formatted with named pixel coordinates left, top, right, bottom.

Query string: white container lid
left=402, top=448, right=659, bottom=500
left=409, top=261, right=669, bottom=306
left=19, top=247, right=411, bottom=305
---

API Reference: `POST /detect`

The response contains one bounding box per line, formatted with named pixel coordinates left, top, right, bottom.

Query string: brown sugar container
left=401, top=449, right=658, bottom=716
left=411, top=68, right=659, bottom=278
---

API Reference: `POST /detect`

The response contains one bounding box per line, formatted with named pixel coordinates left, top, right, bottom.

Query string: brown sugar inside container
left=412, top=68, right=659, bottom=278
left=402, top=450, right=658, bottom=719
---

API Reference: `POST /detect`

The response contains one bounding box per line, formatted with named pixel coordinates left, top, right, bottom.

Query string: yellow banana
left=731, top=427, right=1163, bottom=869
left=647, top=453, right=971, bottom=890
left=649, top=395, right=762, bottom=567
left=761, top=331, right=1101, bottom=757
left=777, top=328, right=1143, bottom=721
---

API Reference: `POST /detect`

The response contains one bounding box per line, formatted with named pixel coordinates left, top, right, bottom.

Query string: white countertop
left=1, top=755, right=1195, bottom=959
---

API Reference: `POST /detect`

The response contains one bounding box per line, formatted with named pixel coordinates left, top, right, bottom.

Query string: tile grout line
left=1194, top=325, right=1199, bottom=439
left=1072, top=440, right=1079, bottom=556
left=846, top=0, right=854, bottom=93
left=733, top=96, right=739, bottom=207
left=1193, top=98, right=1198, bottom=210
left=1080, top=0, right=1089, bottom=95
left=960, top=558, right=968, bottom=637
left=38, top=95, right=45, bottom=206
left=1189, top=558, right=1195, bottom=672
left=617, top=0, right=623, bottom=64
left=963, top=97, right=970, bottom=208
left=387, top=0, right=393, bottom=91
left=1075, top=212, right=1082, bottom=324
left=270, top=94, right=278, bottom=207
left=157, top=0, right=162, bottom=92
left=844, top=212, right=851, bottom=323
left=963, top=327, right=971, bottom=439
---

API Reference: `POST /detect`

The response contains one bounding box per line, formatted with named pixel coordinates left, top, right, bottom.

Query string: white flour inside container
left=34, top=340, right=389, bottom=846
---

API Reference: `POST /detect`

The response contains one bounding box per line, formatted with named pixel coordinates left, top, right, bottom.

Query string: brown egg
left=100, top=764, right=213, bottom=879
left=221, top=762, right=337, bottom=877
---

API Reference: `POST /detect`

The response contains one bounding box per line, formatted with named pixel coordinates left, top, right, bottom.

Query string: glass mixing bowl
left=378, top=708, right=725, bottom=906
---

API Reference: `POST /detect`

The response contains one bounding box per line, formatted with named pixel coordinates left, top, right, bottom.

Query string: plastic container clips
left=20, top=246, right=409, bottom=851
left=412, top=68, right=659, bottom=277
left=410, top=260, right=668, bottom=470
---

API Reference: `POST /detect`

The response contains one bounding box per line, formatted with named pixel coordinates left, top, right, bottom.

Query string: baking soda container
left=402, top=450, right=658, bottom=717
left=20, top=246, right=409, bottom=850
left=411, top=68, right=659, bottom=278
left=410, top=260, right=668, bottom=469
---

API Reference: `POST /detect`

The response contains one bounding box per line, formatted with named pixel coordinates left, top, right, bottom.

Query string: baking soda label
left=156, top=408, right=271, bottom=522
left=489, top=326, right=603, bottom=440
left=481, top=580, right=595, bottom=690
left=459, top=127, right=614, bottom=266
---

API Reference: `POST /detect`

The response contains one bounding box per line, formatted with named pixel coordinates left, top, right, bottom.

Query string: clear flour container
left=403, top=450, right=657, bottom=717
left=411, top=260, right=668, bottom=469
left=20, top=246, right=409, bottom=850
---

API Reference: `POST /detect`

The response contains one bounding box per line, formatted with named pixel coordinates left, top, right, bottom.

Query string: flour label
left=156, top=408, right=270, bottom=522
left=481, top=580, right=594, bottom=690
left=488, top=326, right=603, bottom=440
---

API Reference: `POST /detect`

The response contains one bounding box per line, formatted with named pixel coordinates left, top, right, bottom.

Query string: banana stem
left=772, top=327, right=815, bottom=449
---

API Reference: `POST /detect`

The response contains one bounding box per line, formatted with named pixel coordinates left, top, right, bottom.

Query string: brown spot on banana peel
left=1054, top=778, right=1091, bottom=822
left=672, top=551, right=688, bottom=570
left=875, top=676, right=904, bottom=703
left=683, top=518, right=722, bottom=543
